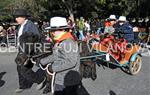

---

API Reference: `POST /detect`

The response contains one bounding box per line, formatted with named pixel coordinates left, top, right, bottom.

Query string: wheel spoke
left=129, top=55, right=142, bottom=75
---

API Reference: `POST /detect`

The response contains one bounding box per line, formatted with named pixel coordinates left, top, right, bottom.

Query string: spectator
left=78, top=17, right=85, bottom=40
left=7, top=26, right=17, bottom=34
left=84, top=20, right=91, bottom=33
left=96, top=19, right=103, bottom=35
left=41, top=21, right=49, bottom=33
left=74, top=18, right=80, bottom=39
left=0, top=26, right=7, bottom=44
left=67, top=16, right=74, bottom=27
left=116, top=16, right=134, bottom=43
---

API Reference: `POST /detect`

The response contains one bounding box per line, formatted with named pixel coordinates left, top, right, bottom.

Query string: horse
left=79, top=41, right=97, bottom=80
left=15, top=32, right=54, bottom=93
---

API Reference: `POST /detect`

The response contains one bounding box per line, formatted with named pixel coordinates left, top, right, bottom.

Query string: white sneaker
left=36, top=77, right=46, bottom=90
left=15, top=88, right=25, bottom=93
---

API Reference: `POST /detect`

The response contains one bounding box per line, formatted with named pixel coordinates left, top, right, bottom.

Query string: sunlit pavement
left=0, top=47, right=149, bottom=95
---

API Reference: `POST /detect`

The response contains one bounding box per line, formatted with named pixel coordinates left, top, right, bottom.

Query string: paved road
left=0, top=48, right=149, bottom=95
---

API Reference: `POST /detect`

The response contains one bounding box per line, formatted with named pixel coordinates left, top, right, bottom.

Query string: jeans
left=79, top=30, right=85, bottom=40
left=96, top=28, right=102, bottom=35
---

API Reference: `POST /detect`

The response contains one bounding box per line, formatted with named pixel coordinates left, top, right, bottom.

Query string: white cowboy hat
left=109, top=15, right=116, bottom=20
left=45, top=17, right=72, bottom=30
left=118, top=16, right=127, bottom=22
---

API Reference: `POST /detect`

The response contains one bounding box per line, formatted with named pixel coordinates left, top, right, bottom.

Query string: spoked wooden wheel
left=129, top=55, right=142, bottom=75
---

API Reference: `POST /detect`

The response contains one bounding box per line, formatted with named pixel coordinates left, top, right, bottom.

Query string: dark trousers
left=17, top=65, right=33, bottom=89
left=16, top=53, right=44, bottom=89
left=0, top=36, right=6, bottom=43
left=54, top=83, right=89, bottom=95
left=64, top=85, right=78, bottom=95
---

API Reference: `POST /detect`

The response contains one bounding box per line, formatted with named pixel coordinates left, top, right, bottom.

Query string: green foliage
left=0, top=0, right=15, bottom=21
left=0, top=0, right=149, bottom=21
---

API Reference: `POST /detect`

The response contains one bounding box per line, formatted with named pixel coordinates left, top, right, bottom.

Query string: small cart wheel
left=129, top=55, right=142, bottom=75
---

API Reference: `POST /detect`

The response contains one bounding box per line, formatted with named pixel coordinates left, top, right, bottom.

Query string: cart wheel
left=79, top=63, right=84, bottom=80
left=129, top=55, right=142, bottom=75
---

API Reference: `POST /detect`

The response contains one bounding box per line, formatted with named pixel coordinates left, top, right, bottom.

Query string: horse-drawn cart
left=80, top=33, right=142, bottom=75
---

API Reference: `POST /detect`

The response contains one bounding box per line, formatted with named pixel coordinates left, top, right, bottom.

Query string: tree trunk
left=68, top=9, right=74, bottom=23
left=62, top=0, right=74, bottom=22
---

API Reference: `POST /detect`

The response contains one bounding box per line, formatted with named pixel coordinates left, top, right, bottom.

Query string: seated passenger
left=115, top=16, right=134, bottom=43
left=104, top=15, right=117, bottom=34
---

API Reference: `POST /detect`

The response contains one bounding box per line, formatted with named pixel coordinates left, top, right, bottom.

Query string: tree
left=0, top=0, right=149, bottom=22
left=0, top=0, right=15, bottom=21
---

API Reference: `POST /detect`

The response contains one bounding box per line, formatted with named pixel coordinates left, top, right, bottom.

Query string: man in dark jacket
left=116, top=16, right=134, bottom=43
left=40, top=17, right=80, bottom=95
left=14, top=9, right=45, bottom=93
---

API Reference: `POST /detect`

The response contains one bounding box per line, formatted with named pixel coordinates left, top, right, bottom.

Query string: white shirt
left=17, top=20, right=28, bottom=45
left=84, top=22, right=91, bottom=31
left=18, top=20, right=28, bottom=39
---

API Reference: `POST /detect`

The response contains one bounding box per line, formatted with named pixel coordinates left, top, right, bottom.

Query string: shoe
left=36, top=77, right=46, bottom=90
left=43, top=83, right=51, bottom=94
left=15, top=88, right=25, bottom=93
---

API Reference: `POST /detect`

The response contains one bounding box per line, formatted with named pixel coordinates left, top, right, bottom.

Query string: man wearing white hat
left=104, top=15, right=117, bottom=34
left=40, top=17, right=80, bottom=94
left=116, top=16, right=134, bottom=42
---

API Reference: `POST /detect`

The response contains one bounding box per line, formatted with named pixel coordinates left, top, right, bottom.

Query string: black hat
left=14, top=9, right=30, bottom=17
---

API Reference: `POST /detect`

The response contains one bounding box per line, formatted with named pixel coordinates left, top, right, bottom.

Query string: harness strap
left=31, top=60, right=55, bottom=94
left=39, top=63, right=56, bottom=94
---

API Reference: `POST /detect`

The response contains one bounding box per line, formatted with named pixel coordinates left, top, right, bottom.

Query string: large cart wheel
left=129, top=55, right=142, bottom=75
